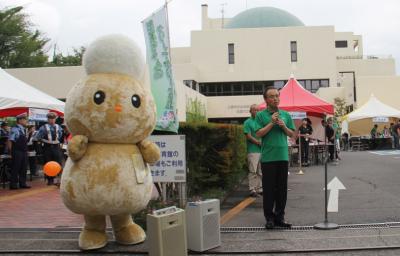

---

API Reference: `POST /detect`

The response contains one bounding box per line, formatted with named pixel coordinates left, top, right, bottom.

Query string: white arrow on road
left=327, top=177, right=346, bottom=212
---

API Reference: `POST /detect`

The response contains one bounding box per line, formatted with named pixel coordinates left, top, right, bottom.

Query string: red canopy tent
left=258, top=77, right=334, bottom=117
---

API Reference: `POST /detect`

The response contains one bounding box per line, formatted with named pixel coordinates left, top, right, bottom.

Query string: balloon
left=43, top=161, right=62, bottom=177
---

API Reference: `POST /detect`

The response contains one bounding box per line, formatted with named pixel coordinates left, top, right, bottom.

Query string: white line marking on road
left=327, top=177, right=346, bottom=213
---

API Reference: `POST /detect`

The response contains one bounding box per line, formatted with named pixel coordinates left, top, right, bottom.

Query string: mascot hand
left=68, top=135, right=88, bottom=162
left=138, top=139, right=160, bottom=164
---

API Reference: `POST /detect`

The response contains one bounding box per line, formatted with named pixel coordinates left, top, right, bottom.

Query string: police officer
left=8, top=113, right=31, bottom=189
left=36, top=112, right=63, bottom=185
left=0, top=121, right=10, bottom=154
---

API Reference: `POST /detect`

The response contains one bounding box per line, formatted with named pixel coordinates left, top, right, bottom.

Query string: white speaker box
left=147, top=206, right=187, bottom=256
left=185, top=199, right=221, bottom=252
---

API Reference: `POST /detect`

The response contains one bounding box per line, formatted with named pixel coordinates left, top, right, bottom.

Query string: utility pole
left=221, top=3, right=227, bottom=29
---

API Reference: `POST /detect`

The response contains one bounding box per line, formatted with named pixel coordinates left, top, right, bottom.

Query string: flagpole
left=164, top=0, right=173, bottom=62
left=164, top=0, right=177, bottom=117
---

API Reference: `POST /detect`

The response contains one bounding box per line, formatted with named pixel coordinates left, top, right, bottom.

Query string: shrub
left=179, top=122, right=247, bottom=199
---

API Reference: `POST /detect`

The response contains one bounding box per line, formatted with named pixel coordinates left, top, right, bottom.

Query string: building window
left=183, top=80, right=198, bottom=91
left=228, top=43, right=235, bottom=64
left=198, top=79, right=329, bottom=96
left=335, top=40, right=348, bottom=48
left=243, top=83, right=253, bottom=95
left=200, top=84, right=207, bottom=94
left=298, top=79, right=329, bottom=93
left=254, top=82, right=263, bottom=94
left=232, top=83, right=242, bottom=95
left=274, top=81, right=285, bottom=89
left=290, top=41, right=297, bottom=62
left=320, top=79, right=329, bottom=88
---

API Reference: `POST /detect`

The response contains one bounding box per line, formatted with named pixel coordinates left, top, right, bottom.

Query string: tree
left=186, top=98, right=207, bottom=123
left=51, top=46, right=86, bottom=66
left=334, top=97, right=347, bottom=119
left=0, top=6, right=49, bottom=68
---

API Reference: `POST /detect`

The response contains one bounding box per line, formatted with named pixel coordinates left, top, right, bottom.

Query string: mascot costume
left=60, top=34, right=160, bottom=250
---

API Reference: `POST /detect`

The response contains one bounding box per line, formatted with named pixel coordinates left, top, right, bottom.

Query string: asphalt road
left=222, top=150, right=400, bottom=226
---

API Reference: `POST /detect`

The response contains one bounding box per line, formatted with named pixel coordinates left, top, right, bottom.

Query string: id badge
left=131, top=154, right=149, bottom=184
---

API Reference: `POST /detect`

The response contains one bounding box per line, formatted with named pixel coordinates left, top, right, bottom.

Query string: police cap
left=16, top=113, right=28, bottom=121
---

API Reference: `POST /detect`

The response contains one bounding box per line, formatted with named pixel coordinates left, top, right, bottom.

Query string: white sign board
left=29, top=108, right=49, bottom=121
left=372, top=116, right=389, bottom=123
left=289, top=112, right=307, bottom=120
left=149, top=135, right=186, bottom=183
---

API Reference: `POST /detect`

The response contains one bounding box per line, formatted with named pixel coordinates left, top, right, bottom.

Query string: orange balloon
left=43, top=161, right=62, bottom=177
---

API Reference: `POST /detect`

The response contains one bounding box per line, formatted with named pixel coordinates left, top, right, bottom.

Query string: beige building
left=6, top=5, right=400, bottom=123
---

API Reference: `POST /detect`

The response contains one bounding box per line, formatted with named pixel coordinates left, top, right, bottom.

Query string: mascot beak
left=115, top=104, right=122, bottom=113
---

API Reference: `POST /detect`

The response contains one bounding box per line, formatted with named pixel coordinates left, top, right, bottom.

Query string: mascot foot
left=79, top=229, right=108, bottom=250
left=114, top=222, right=146, bottom=245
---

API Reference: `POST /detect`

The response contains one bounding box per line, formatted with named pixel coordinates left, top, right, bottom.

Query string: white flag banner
left=143, top=6, right=179, bottom=133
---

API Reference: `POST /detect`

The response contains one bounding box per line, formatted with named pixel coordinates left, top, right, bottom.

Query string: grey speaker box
left=185, top=199, right=221, bottom=252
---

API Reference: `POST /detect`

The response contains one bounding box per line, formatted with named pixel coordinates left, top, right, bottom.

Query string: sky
left=1, top=0, right=399, bottom=74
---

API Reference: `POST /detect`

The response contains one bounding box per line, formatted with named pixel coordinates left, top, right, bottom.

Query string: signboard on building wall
left=227, top=104, right=252, bottom=114
left=289, top=112, right=307, bottom=120
left=372, top=116, right=389, bottom=123
left=29, top=108, right=49, bottom=121
left=149, top=135, right=186, bottom=183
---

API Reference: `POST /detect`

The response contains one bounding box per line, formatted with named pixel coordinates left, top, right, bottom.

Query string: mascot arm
left=138, top=139, right=160, bottom=164
left=67, top=135, right=88, bottom=162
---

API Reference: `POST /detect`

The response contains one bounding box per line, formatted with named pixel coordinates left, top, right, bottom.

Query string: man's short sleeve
left=35, top=126, right=46, bottom=140
left=254, top=112, right=264, bottom=132
left=243, top=120, right=250, bottom=135
left=285, top=112, right=295, bottom=131
left=9, top=127, right=18, bottom=142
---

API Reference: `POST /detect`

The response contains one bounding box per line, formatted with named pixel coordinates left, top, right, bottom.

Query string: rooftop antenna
left=221, top=3, right=227, bottom=29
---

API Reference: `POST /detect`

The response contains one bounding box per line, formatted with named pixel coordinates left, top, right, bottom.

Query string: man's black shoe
left=9, top=186, right=18, bottom=190
left=274, top=220, right=292, bottom=228
left=20, top=184, right=31, bottom=189
left=265, top=219, right=274, bottom=229
left=249, top=191, right=258, bottom=197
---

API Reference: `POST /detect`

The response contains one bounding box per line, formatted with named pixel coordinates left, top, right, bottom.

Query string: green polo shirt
left=333, top=122, right=340, bottom=139
left=243, top=117, right=261, bottom=153
left=254, top=109, right=295, bottom=163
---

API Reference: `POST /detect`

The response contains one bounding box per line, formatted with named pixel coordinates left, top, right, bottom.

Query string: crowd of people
left=243, top=87, right=349, bottom=229
left=370, top=122, right=400, bottom=149
left=0, top=112, right=71, bottom=190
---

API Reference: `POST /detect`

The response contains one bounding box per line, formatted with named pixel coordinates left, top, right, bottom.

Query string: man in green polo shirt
left=255, top=87, right=295, bottom=229
left=243, top=104, right=262, bottom=197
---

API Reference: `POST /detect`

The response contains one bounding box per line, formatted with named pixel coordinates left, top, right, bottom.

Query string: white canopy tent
left=344, top=94, right=400, bottom=136
left=0, top=68, right=64, bottom=117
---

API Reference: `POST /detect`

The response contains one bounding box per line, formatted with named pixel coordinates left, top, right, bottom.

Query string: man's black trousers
left=11, top=150, right=28, bottom=187
left=43, top=144, right=63, bottom=182
left=261, top=161, right=288, bottom=222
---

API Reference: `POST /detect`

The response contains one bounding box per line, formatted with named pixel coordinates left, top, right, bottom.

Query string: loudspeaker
left=185, top=199, right=221, bottom=252
left=147, top=206, right=187, bottom=256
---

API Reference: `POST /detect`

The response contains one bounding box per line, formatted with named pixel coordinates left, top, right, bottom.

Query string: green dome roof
left=225, top=7, right=304, bottom=29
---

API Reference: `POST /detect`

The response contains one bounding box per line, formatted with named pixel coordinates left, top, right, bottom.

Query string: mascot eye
left=93, top=91, right=105, bottom=105
left=131, top=94, right=141, bottom=108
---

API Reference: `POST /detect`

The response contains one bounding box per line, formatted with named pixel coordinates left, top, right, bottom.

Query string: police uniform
left=0, top=122, right=10, bottom=154
left=36, top=113, right=63, bottom=185
left=9, top=114, right=30, bottom=189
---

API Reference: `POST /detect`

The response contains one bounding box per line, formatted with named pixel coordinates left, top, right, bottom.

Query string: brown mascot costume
left=60, top=34, right=160, bottom=250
